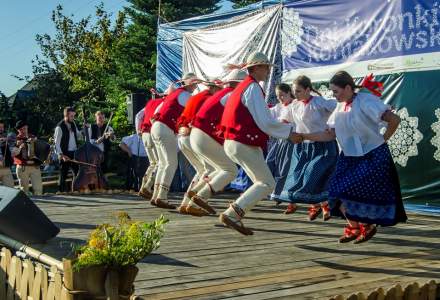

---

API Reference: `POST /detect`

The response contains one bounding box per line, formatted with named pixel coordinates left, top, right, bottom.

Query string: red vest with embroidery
left=193, top=87, right=234, bottom=145
left=220, top=75, right=269, bottom=149
left=176, top=89, right=211, bottom=129
left=154, top=88, right=187, bottom=133
left=141, top=98, right=163, bottom=133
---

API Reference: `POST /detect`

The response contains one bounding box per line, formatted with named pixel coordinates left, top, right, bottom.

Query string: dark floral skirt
left=328, top=143, right=407, bottom=226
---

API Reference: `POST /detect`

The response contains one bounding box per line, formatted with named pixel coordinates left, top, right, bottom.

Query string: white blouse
left=290, top=96, right=337, bottom=142
left=270, top=103, right=294, bottom=124
left=327, top=92, right=390, bottom=157
left=242, top=82, right=293, bottom=139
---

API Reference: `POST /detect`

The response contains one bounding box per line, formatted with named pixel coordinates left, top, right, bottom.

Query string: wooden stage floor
left=32, top=192, right=440, bottom=299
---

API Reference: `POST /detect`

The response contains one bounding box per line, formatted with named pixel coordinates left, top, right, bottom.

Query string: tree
left=31, top=1, right=222, bottom=135
left=230, top=0, right=262, bottom=9
left=112, top=0, right=222, bottom=94
left=35, top=4, right=126, bottom=104
left=109, top=0, right=222, bottom=133
left=0, top=92, right=13, bottom=128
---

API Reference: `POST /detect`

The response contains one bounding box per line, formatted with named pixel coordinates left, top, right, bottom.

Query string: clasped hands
left=289, top=132, right=304, bottom=144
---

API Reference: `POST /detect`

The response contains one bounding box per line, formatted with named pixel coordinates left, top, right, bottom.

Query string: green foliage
left=16, top=60, right=79, bottom=136
left=230, top=0, right=262, bottom=9
left=0, top=92, right=13, bottom=127
left=111, top=0, right=222, bottom=94
left=36, top=4, right=126, bottom=103
left=27, top=0, right=222, bottom=137
left=73, top=212, right=168, bottom=270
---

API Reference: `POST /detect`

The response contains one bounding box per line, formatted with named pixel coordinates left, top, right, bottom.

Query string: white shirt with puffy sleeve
left=327, top=92, right=390, bottom=157
left=290, top=96, right=337, bottom=143
left=270, top=102, right=294, bottom=124
left=242, top=82, right=292, bottom=139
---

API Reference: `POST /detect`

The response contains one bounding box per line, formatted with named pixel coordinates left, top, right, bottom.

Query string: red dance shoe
left=284, top=204, right=297, bottom=215
left=339, top=225, right=360, bottom=243
left=308, top=205, right=322, bottom=221
left=322, top=203, right=331, bottom=221
left=354, top=224, right=377, bottom=244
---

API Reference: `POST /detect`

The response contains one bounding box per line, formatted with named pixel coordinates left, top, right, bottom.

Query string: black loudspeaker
left=126, top=93, right=147, bottom=125
left=0, top=187, right=59, bottom=244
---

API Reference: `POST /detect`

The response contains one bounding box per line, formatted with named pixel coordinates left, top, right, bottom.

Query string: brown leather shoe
left=192, top=195, right=216, bottom=215
left=150, top=199, right=157, bottom=207
left=155, top=199, right=176, bottom=209
left=186, top=206, right=209, bottom=217
left=139, top=189, right=153, bottom=200
left=219, top=213, right=253, bottom=236
left=177, top=205, right=189, bottom=214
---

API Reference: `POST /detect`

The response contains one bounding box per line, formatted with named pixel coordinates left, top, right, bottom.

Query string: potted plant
left=63, top=212, right=168, bottom=300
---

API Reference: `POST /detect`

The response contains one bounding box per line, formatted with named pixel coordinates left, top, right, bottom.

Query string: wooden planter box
left=63, top=259, right=139, bottom=300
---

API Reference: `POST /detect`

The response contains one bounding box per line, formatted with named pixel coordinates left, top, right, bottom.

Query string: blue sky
left=0, top=0, right=234, bottom=97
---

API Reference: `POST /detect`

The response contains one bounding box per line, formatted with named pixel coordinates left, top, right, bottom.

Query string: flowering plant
left=73, top=212, right=168, bottom=271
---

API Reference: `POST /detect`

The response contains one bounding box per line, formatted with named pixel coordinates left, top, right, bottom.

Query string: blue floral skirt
left=228, top=166, right=252, bottom=191
left=266, top=139, right=294, bottom=200
left=328, top=143, right=407, bottom=226
left=269, top=140, right=338, bottom=204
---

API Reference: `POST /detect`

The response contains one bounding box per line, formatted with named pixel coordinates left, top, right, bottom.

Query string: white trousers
left=179, top=133, right=214, bottom=206
left=150, top=121, right=178, bottom=200
left=223, top=140, right=275, bottom=220
left=16, top=165, right=43, bottom=195
left=0, top=167, right=14, bottom=188
left=140, top=132, right=158, bottom=193
left=190, top=128, right=237, bottom=201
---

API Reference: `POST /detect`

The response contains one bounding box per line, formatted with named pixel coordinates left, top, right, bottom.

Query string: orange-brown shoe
left=155, top=199, right=176, bottom=209
left=177, top=205, right=189, bottom=214
left=219, top=213, right=253, bottom=236
left=186, top=206, right=209, bottom=217
left=192, top=195, right=216, bottom=215
left=139, top=189, right=153, bottom=200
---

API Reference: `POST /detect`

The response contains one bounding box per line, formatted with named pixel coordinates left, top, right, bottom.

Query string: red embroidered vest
left=154, top=88, right=187, bottom=133
left=141, top=98, right=163, bottom=133
left=176, top=89, right=211, bottom=129
left=220, top=75, right=269, bottom=149
left=193, top=87, right=234, bottom=145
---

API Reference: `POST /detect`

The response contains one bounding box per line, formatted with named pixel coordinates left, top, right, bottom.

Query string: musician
left=0, top=120, right=14, bottom=188
left=54, top=107, right=82, bottom=192
left=119, top=132, right=148, bottom=191
left=89, top=111, right=115, bottom=173
left=11, top=121, right=43, bottom=195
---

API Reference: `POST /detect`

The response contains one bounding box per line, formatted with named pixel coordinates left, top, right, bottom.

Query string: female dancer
left=265, top=84, right=297, bottom=213
left=300, top=71, right=407, bottom=243
left=276, top=76, right=338, bottom=221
